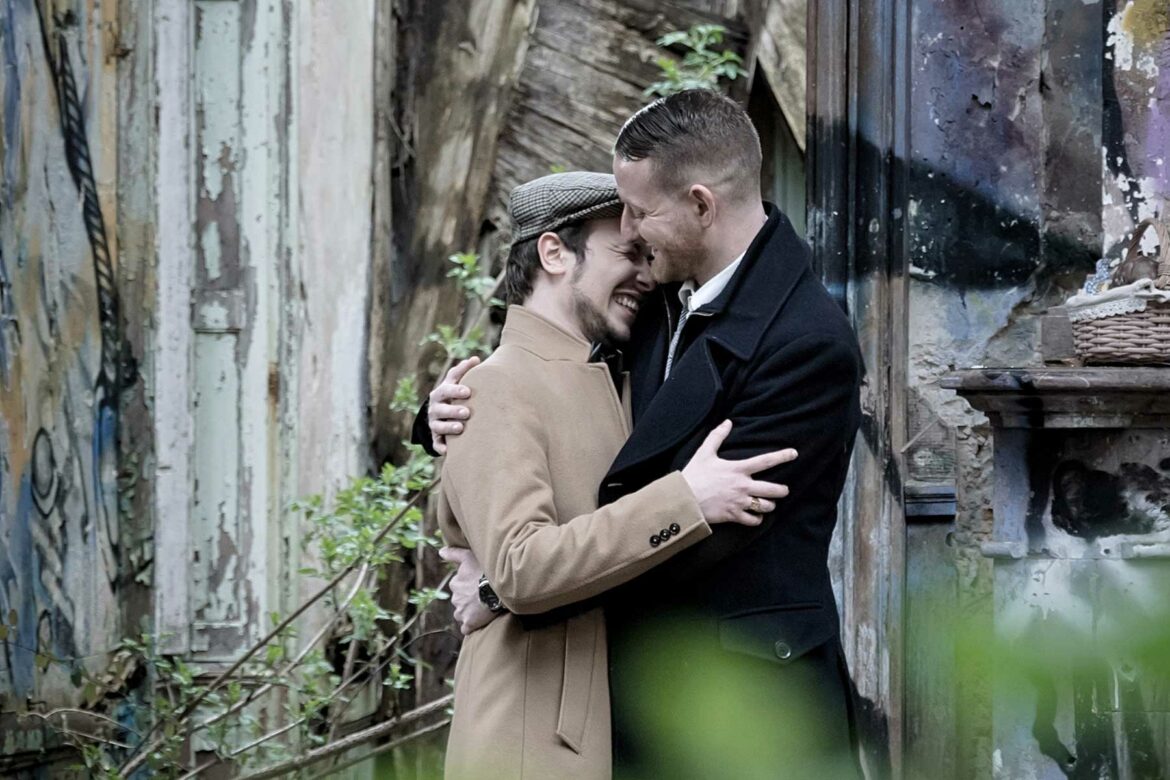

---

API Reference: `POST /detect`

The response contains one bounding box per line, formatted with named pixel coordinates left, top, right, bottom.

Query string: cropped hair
left=615, top=89, right=762, bottom=199
left=503, top=221, right=590, bottom=304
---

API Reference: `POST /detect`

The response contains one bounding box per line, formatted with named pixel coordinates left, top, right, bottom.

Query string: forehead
left=584, top=216, right=623, bottom=246
left=612, top=155, right=663, bottom=204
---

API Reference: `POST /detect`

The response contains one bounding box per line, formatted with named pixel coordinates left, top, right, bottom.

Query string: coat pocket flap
left=717, top=603, right=838, bottom=665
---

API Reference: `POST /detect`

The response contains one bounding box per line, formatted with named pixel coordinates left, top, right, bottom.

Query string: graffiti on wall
left=0, top=0, right=130, bottom=702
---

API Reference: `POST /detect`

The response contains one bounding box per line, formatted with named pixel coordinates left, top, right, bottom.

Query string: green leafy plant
left=390, top=374, right=421, bottom=414
left=446, top=252, right=503, bottom=307
left=33, top=243, right=499, bottom=778
left=645, top=24, right=747, bottom=97
left=424, top=323, right=489, bottom=360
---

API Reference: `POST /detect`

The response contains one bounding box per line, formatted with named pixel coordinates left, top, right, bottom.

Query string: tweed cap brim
left=509, top=172, right=623, bottom=244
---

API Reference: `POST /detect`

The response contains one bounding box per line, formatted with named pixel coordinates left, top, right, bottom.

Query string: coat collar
left=500, top=305, right=594, bottom=362
left=692, top=203, right=810, bottom=359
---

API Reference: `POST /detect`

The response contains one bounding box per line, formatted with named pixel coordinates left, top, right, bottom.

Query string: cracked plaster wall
left=903, top=0, right=1167, bottom=773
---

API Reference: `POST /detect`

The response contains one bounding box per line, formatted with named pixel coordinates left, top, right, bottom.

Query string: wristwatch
left=477, top=574, right=507, bottom=614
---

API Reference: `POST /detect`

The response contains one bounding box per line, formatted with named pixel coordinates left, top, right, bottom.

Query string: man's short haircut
left=503, top=221, right=590, bottom=304
left=614, top=89, right=762, bottom=201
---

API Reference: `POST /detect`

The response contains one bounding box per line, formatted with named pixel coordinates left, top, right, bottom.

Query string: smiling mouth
left=614, top=294, right=641, bottom=314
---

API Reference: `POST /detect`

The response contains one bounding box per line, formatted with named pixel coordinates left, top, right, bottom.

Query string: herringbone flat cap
left=509, top=171, right=623, bottom=244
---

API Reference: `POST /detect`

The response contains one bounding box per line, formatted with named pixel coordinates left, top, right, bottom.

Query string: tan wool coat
left=438, top=306, right=711, bottom=780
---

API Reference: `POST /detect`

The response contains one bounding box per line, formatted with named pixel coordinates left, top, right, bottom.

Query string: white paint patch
left=1136, top=53, right=1160, bottom=80
left=1105, top=5, right=1135, bottom=71
left=201, top=221, right=222, bottom=280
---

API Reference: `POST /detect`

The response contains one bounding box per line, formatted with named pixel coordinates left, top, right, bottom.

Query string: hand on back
left=428, top=357, right=479, bottom=454
left=681, top=420, right=796, bottom=526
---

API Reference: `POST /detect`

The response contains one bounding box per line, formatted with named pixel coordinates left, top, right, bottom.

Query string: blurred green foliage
left=645, top=24, right=747, bottom=97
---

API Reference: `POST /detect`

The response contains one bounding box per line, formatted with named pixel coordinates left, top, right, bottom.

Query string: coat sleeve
left=441, top=363, right=711, bottom=615
left=606, top=331, right=863, bottom=591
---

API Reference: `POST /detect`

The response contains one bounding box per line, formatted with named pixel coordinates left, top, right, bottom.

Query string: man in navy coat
left=421, top=89, right=864, bottom=779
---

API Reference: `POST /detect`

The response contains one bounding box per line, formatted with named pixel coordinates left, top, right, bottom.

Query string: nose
left=620, top=206, right=639, bottom=241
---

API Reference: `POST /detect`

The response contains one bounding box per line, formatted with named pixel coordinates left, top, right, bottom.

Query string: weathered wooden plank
left=755, top=0, right=806, bottom=150
left=368, top=0, right=537, bottom=461
left=116, top=0, right=160, bottom=642
left=190, top=0, right=247, bottom=657
left=152, top=0, right=197, bottom=656
left=490, top=0, right=753, bottom=221
left=903, top=523, right=958, bottom=779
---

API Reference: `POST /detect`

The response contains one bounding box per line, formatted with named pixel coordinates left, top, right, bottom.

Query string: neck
left=693, top=201, right=768, bottom=286
left=523, top=286, right=587, bottom=342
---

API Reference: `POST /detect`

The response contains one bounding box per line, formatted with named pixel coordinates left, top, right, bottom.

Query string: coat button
left=774, top=641, right=793, bottom=661
left=669, top=523, right=681, bottom=534
left=659, top=528, right=671, bottom=540
left=649, top=534, right=661, bottom=547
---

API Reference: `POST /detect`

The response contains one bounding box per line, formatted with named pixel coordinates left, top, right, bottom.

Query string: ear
left=536, top=232, right=570, bottom=277
left=688, top=185, right=717, bottom=228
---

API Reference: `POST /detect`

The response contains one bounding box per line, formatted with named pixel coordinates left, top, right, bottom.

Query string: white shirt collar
left=678, top=252, right=745, bottom=313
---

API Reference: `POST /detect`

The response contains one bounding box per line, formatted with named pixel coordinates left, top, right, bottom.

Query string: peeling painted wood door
left=154, top=0, right=289, bottom=661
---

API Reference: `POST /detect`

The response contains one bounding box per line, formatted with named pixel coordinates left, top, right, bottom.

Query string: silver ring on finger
left=749, top=496, right=762, bottom=514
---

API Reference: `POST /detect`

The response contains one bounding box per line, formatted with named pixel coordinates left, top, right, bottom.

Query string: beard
left=649, top=240, right=704, bottom=285
left=570, top=271, right=616, bottom=345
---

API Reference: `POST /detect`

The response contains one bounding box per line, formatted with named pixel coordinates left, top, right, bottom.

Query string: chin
left=651, top=261, right=686, bottom=285
left=605, top=322, right=633, bottom=344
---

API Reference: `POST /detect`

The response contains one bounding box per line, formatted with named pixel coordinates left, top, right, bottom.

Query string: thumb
left=699, top=419, right=733, bottom=455
left=438, top=546, right=465, bottom=564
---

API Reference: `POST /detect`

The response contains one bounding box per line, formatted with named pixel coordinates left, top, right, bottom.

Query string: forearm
left=454, top=471, right=709, bottom=615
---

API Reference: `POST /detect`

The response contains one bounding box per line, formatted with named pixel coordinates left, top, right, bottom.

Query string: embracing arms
left=435, top=360, right=797, bottom=626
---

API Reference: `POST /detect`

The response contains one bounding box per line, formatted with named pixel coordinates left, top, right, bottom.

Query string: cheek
left=642, top=219, right=670, bottom=244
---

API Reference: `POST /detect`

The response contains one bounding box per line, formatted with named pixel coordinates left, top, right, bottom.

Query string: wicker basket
left=1071, top=219, right=1170, bottom=366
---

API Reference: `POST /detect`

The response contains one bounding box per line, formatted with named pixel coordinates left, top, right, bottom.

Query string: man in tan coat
left=437, top=172, right=795, bottom=779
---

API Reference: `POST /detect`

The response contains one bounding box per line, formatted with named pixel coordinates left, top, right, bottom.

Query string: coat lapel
left=626, top=286, right=676, bottom=421
left=606, top=205, right=812, bottom=482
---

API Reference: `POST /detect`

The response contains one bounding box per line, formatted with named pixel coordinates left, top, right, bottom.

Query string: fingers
left=431, top=420, right=465, bottom=437
left=752, top=497, right=777, bottom=514
left=746, top=480, right=790, bottom=500
left=431, top=382, right=471, bottom=406
left=446, top=356, right=481, bottom=385
left=738, top=448, right=798, bottom=475
left=430, top=378, right=472, bottom=408
left=699, top=420, right=733, bottom=455
left=434, top=439, right=447, bottom=455
left=730, top=508, right=764, bottom=527
left=432, top=402, right=471, bottom=423
left=438, top=546, right=471, bottom=565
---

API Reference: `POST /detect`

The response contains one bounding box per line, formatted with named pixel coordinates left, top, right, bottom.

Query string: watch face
left=479, top=580, right=498, bottom=608
left=478, top=578, right=502, bottom=611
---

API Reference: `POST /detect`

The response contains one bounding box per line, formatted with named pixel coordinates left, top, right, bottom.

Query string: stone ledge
left=942, top=367, right=1170, bottom=428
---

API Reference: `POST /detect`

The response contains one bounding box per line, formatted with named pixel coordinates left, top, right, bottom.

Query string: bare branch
left=235, top=695, right=453, bottom=780
left=306, top=718, right=451, bottom=780
left=118, top=485, right=436, bottom=777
